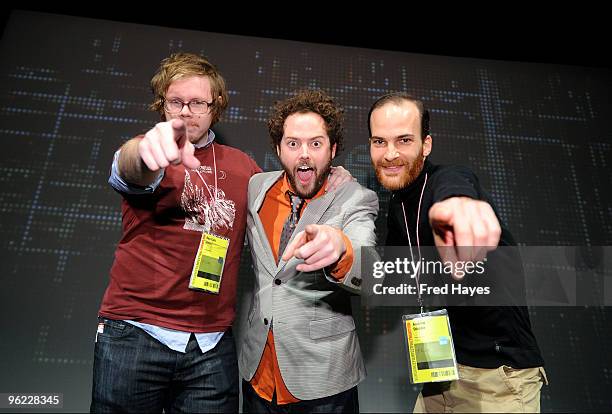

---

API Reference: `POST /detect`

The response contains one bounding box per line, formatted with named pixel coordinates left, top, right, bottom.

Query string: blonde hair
left=149, top=52, right=229, bottom=125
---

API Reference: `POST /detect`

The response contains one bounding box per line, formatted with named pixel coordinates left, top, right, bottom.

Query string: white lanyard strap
left=400, top=172, right=428, bottom=312
left=194, top=142, right=218, bottom=208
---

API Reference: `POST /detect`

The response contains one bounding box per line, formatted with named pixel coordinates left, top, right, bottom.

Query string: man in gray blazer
left=239, top=89, right=378, bottom=413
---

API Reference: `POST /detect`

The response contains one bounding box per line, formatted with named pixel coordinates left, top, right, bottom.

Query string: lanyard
left=194, top=142, right=218, bottom=209
left=400, top=172, right=428, bottom=313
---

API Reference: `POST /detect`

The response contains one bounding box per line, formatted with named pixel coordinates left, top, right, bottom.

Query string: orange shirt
left=250, top=174, right=354, bottom=404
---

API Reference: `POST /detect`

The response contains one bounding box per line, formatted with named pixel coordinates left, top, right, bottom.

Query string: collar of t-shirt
left=193, top=129, right=215, bottom=149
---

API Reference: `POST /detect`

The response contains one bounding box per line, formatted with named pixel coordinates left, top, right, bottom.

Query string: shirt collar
left=194, top=129, right=215, bottom=149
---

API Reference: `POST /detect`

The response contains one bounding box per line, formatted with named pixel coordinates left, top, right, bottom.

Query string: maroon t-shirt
left=100, top=142, right=261, bottom=332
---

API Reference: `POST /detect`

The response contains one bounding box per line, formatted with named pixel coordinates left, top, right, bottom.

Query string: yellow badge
left=189, top=232, right=230, bottom=294
left=403, top=309, right=459, bottom=383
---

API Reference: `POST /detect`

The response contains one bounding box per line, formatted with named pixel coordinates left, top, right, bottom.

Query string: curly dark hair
left=268, top=89, right=344, bottom=154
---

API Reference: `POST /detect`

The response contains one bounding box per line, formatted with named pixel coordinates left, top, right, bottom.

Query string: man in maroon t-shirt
left=92, top=53, right=351, bottom=413
left=91, top=52, right=260, bottom=413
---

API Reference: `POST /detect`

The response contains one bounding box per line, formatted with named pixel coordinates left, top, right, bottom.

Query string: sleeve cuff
left=108, top=149, right=164, bottom=194
left=328, top=232, right=354, bottom=281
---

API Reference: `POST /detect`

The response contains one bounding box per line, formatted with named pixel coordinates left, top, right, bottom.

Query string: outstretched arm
left=118, top=119, right=200, bottom=186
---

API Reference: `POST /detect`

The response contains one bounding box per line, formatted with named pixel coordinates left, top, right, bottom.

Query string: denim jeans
left=242, top=379, right=359, bottom=413
left=90, top=318, right=238, bottom=413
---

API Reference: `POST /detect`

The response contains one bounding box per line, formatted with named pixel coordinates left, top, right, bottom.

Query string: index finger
left=170, top=118, right=186, bottom=140
left=281, top=230, right=306, bottom=261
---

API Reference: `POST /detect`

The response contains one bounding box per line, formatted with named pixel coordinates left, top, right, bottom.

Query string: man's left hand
left=281, top=224, right=347, bottom=272
left=326, top=166, right=355, bottom=192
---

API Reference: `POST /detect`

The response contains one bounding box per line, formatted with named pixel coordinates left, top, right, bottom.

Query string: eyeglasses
left=163, top=98, right=214, bottom=114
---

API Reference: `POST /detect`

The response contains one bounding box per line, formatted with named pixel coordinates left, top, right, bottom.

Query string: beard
left=374, top=153, right=425, bottom=191
left=283, top=158, right=333, bottom=199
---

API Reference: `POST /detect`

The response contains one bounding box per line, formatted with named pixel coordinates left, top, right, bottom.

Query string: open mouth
left=296, top=165, right=314, bottom=184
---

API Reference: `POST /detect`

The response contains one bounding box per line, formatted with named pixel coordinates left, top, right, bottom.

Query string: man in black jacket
left=368, top=92, right=547, bottom=412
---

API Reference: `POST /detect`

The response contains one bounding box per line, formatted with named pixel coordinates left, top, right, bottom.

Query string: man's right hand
left=429, top=196, right=501, bottom=280
left=138, top=119, right=201, bottom=171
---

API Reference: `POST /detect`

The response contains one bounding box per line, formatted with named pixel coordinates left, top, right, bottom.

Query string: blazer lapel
left=249, top=172, right=283, bottom=276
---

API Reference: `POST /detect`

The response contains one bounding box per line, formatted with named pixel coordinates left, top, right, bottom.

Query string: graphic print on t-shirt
left=181, top=167, right=235, bottom=233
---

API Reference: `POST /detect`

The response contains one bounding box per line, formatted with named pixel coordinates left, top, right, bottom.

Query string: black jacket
left=386, top=160, right=544, bottom=368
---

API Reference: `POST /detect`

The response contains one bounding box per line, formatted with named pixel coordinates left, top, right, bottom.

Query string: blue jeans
left=242, top=380, right=359, bottom=413
left=90, top=318, right=238, bottom=413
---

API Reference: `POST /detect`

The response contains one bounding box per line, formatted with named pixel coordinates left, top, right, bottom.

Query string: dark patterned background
left=0, top=10, right=610, bottom=412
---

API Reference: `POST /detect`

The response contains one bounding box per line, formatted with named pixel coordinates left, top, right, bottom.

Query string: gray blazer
left=239, top=171, right=379, bottom=400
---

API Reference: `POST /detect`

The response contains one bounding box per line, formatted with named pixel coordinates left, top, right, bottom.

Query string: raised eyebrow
left=283, top=136, right=326, bottom=141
